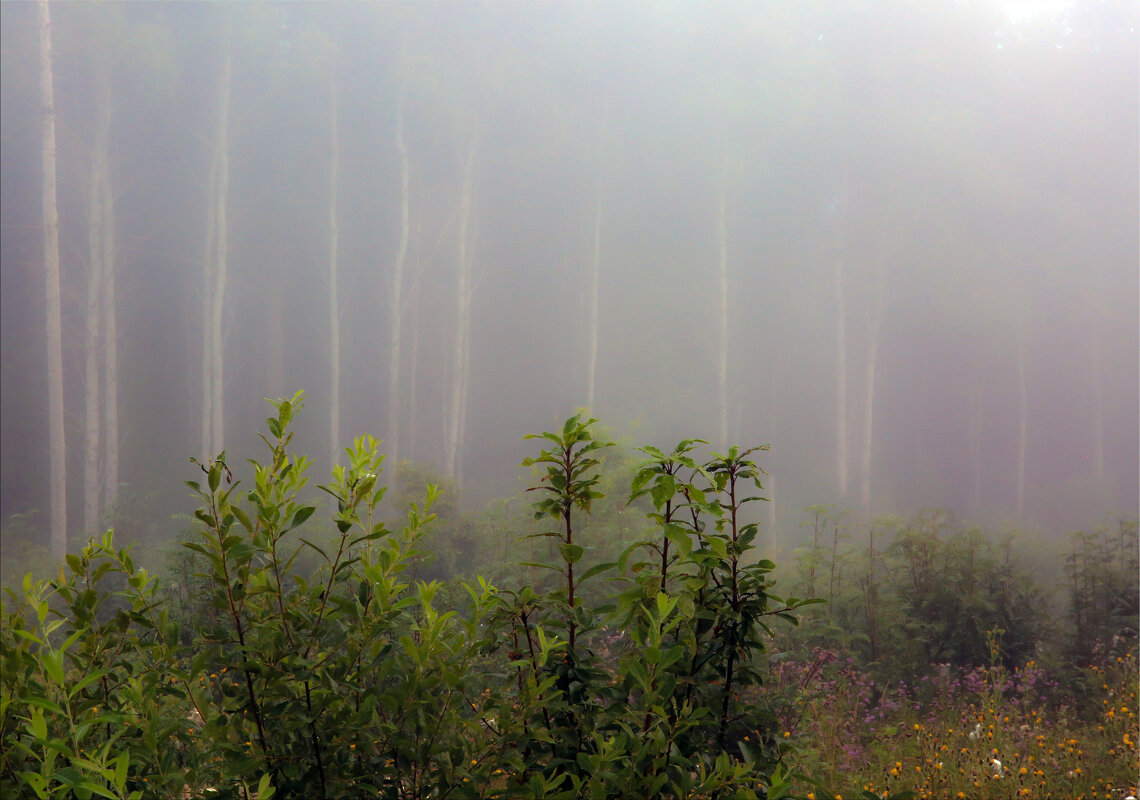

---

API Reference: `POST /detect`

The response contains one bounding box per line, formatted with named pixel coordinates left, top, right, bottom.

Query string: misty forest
left=1, top=2, right=1137, bottom=799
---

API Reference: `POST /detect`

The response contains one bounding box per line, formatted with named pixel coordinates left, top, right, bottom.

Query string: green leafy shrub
left=1, top=396, right=816, bottom=799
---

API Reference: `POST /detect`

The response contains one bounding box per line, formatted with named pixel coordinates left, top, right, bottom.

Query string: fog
left=1, top=1, right=1137, bottom=559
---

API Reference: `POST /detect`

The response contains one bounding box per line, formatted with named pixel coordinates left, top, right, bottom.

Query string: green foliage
left=2, top=399, right=816, bottom=799
left=784, top=509, right=1048, bottom=684
left=1063, top=519, right=1139, bottom=662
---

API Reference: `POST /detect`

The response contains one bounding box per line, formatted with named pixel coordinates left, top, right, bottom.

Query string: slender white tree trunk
left=201, top=157, right=216, bottom=460
left=328, top=59, right=341, bottom=469
left=1091, top=319, right=1104, bottom=481
left=969, top=374, right=982, bottom=514
left=84, top=80, right=111, bottom=535
left=387, top=83, right=410, bottom=464
left=201, top=46, right=231, bottom=460
left=834, top=242, right=848, bottom=500
left=833, top=167, right=851, bottom=501
left=209, top=49, right=231, bottom=457
left=445, top=131, right=477, bottom=482
left=84, top=167, right=104, bottom=535
left=859, top=323, right=880, bottom=515
left=1016, top=323, right=1027, bottom=520
left=586, top=174, right=602, bottom=410
left=406, top=243, right=421, bottom=462
left=859, top=265, right=885, bottom=515
left=716, top=190, right=729, bottom=448
left=101, top=141, right=118, bottom=514
left=40, top=0, right=67, bottom=558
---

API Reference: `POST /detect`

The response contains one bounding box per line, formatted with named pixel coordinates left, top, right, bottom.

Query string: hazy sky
left=0, top=0, right=1136, bottom=556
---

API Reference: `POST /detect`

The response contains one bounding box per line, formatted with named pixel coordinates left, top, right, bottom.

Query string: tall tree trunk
left=84, top=168, right=103, bottom=535
left=210, top=49, right=231, bottom=458
left=40, top=0, right=67, bottom=558
left=716, top=189, right=729, bottom=448
left=328, top=58, right=341, bottom=469
left=387, top=83, right=410, bottom=464
left=1090, top=318, right=1104, bottom=481
left=765, top=352, right=779, bottom=552
left=101, top=138, right=118, bottom=515
left=406, top=233, right=422, bottom=463
left=969, top=372, right=982, bottom=514
left=84, top=74, right=111, bottom=535
left=1015, top=321, right=1027, bottom=520
left=859, top=264, right=885, bottom=516
left=203, top=46, right=232, bottom=459
left=585, top=168, right=603, bottom=410
left=834, top=241, right=848, bottom=500
left=444, top=131, right=477, bottom=483
left=833, top=171, right=849, bottom=501
left=201, top=158, right=215, bottom=460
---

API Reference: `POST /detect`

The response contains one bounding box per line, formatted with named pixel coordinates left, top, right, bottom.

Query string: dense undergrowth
left=1, top=394, right=1136, bottom=799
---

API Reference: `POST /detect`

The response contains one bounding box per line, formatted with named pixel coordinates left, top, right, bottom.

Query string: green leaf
left=231, top=505, right=253, bottom=532
left=558, top=543, right=584, bottom=564
left=578, top=561, right=615, bottom=583
left=289, top=505, right=316, bottom=530
left=42, top=651, right=65, bottom=687
left=113, top=751, right=129, bottom=793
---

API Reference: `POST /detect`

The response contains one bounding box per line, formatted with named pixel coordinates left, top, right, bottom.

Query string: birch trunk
left=209, top=49, right=231, bottom=458
left=1016, top=323, right=1027, bottom=520
left=834, top=242, right=848, bottom=500
left=328, top=60, right=341, bottom=468
left=586, top=174, right=602, bottom=410
left=386, top=84, right=410, bottom=464
left=406, top=244, right=421, bottom=462
left=833, top=168, right=850, bottom=500
left=84, top=78, right=111, bottom=534
left=40, top=0, right=67, bottom=558
left=84, top=165, right=103, bottom=535
left=200, top=153, right=215, bottom=460
left=1091, top=319, right=1104, bottom=481
left=859, top=322, right=880, bottom=515
left=969, top=374, right=981, bottom=513
left=716, top=190, right=729, bottom=448
left=445, top=132, right=477, bottom=482
left=859, top=265, right=886, bottom=515
left=202, top=47, right=232, bottom=459
left=101, top=142, right=118, bottom=514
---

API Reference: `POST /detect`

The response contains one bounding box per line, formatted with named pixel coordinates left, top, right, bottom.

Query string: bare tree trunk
left=209, top=49, right=231, bottom=458
left=202, top=46, right=232, bottom=459
left=328, top=58, right=341, bottom=469
left=833, top=174, right=849, bottom=501
left=201, top=158, right=215, bottom=460
left=406, top=229, right=422, bottom=463
left=716, top=190, right=729, bottom=448
left=585, top=173, right=602, bottom=410
left=444, top=131, right=477, bottom=482
left=1091, top=319, right=1104, bottom=481
left=84, top=76, right=111, bottom=535
left=40, top=0, right=67, bottom=558
left=84, top=174, right=104, bottom=535
left=1016, top=322, right=1027, bottom=520
left=969, top=374, right=982, bottom=514
left=387, top=83, right=410, bottom=464
left=101, top=141, right=118, bottom=515
left=765, top=352, right=779, bottom=553
left=859, top=265, right=885, bottom=516
left=834, top=244, right=848, bottom=500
